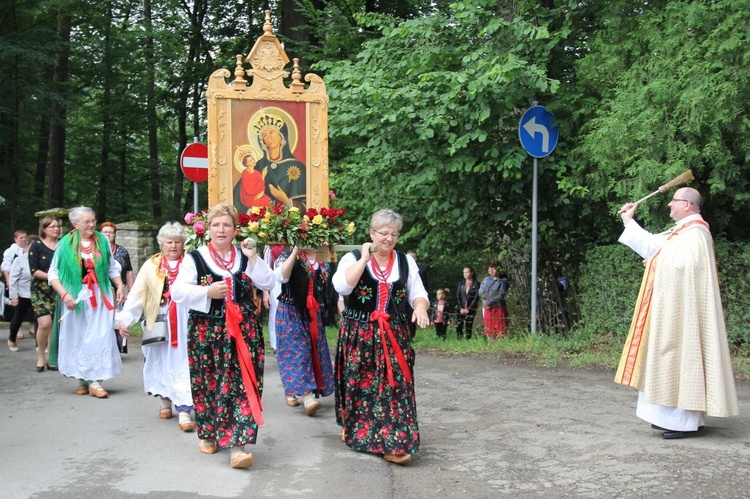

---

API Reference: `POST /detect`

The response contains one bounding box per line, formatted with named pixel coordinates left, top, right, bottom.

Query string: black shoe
left=36, top=365, right=45, bottom=372
left=662, top=428, right=703, bottom=440
left=651, top=424, right=667, bottom=431
left=46, top=363, right=58, bottom=371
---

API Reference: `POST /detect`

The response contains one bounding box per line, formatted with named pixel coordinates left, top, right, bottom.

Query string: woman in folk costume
left=117, top=222, right=195, bottom=431
left=171, top=203, right=275, bottom=469
left=274, top=246, right=335, bottom=415
left=332, top=209, right=430, bottom=465
left=48, top=206, right=125, bottom=398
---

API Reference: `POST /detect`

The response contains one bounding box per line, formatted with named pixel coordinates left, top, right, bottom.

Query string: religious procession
left=1, top=4, right=748, bottom=497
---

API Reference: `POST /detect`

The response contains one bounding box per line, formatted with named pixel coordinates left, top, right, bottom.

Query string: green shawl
left=56, top=230, right=113, bottom=313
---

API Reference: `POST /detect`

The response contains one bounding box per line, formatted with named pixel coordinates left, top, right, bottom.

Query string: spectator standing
left=430, top=288, right=452, bottom=340
left=479, top=261, right=510, bottom=339
left=455, top=265, right=480, bottom=340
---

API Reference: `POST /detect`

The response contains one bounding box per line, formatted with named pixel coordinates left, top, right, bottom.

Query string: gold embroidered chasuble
left=615, top=219, right=739, bottom=418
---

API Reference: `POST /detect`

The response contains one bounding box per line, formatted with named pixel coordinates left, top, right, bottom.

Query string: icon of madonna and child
left=233, top=108, right=307, bottom=212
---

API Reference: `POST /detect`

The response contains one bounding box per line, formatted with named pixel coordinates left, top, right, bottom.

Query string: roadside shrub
left=578, top=240, right=750, bottom=353
left=577, top=244, right=643, bottom=339
left=715, top=240, right=750, bottom=351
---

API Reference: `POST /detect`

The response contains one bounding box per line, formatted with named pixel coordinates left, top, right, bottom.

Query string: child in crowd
left=430, top=288, right=453, bottom=340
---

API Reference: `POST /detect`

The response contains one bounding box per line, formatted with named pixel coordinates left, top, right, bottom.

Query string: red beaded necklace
left=370, top=251, right=395, bottom=283
left=161, top=256, right=182, bottom=285
left=208, top=242, right=236, bottom=272
left=80, top=239, right=94, bottom=255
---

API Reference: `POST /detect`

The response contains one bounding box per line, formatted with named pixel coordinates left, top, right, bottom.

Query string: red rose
left=238, top=213, right=251, bottom=225
left=306, top=208, right=318, bottom=219
left=273, top=202, right=284, bottom=215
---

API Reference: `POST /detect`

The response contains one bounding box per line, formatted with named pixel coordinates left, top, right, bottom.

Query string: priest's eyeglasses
left=672, top=198, right=692, bottom=205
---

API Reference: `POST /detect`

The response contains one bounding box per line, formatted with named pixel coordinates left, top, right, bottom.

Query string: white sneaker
left=8, top=341, right=18, bottom=352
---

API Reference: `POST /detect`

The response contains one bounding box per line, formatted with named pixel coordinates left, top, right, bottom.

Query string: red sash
left=224, top=276, right=264, bottom=426
left=305, top=269, right=324, bottom=393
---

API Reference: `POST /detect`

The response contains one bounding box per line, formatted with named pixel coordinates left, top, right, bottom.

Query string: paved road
left=1, top=326, right=748, bottom=498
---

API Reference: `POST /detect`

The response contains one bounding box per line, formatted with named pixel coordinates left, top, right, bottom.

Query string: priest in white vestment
left=615, top=187, right=738, bottom=439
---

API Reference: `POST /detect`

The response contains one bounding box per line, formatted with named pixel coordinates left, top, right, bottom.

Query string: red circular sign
left=180, top=142, right=208, bottom=182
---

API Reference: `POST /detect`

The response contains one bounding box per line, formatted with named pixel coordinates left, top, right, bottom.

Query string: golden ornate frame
left=206, top=11, right=329, bottom=212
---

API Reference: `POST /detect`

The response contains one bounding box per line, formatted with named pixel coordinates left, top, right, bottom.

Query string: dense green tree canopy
left=1, top=0, right=748, bottom=284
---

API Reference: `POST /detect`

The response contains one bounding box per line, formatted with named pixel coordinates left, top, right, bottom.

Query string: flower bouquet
left=183, top=201, right=356, bottom=254
left=239, top=202, right=355, bottom=250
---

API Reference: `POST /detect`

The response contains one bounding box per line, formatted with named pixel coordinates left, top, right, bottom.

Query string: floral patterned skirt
left=335, top=318, right=419, bottom=456
left=31, top=279, right=56, bottom=318
left=187, top=313, right=264, bottom=448
left=275, top=301, right=334, bottom=398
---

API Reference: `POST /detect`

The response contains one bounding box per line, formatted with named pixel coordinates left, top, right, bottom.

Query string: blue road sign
left=519, top=105, right=559, bottom=158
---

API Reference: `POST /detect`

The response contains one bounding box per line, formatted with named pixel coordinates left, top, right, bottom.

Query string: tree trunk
left=143, top=0, right=161, bottom=217
left=48, top=10, right=72, bottom=209
left=97, top=1, right=114, bottom=221
left=34, top=116, right=50, bottom=203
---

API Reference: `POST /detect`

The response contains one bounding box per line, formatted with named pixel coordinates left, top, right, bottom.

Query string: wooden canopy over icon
left=206, top=10, right=329, bottom=212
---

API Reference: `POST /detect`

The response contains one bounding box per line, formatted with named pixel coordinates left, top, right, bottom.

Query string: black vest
left=342, top=250, right=409, bottom=324
left=188, top=249, right=255, bottom=319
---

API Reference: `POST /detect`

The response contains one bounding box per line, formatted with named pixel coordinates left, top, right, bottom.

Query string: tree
left=318, top=0, right=572, bottom=267
left=566, top=0, right=750, bottom=239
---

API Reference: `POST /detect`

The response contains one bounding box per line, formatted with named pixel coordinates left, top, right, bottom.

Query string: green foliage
left=567, top=0, right=750, bottom=238
left=318, top=0, right=574, bottom=266
left=577, top=240, right=750, bottom=355
left=577, top=244, right=645, bottom=338
left=715, top=240, right=750, bottom=351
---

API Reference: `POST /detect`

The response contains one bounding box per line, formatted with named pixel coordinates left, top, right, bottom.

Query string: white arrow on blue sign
left=519, top=105, right=559, bottom=158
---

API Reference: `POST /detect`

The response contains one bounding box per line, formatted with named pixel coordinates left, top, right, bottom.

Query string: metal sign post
left=518, top=104, right=559, bottom=335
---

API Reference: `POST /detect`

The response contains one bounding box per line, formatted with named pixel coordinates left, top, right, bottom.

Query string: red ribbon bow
left=370, top=308, right=412, bottom=388
left=82, top=259, right=115, bottom=311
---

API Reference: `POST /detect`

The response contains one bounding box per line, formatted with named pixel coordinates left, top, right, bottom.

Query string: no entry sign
left=180, top=142, right=208, bottom=182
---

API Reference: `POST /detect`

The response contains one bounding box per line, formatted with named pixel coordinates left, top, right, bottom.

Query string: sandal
left=199, top=439, right=217, bottom=454
left=159, top=407, right=173, bottom=419
left=88, top=386, right=108, bottom=398
left=384, top=453, right=413, bottom=465
left=285, top=396, right=299, bottom=407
